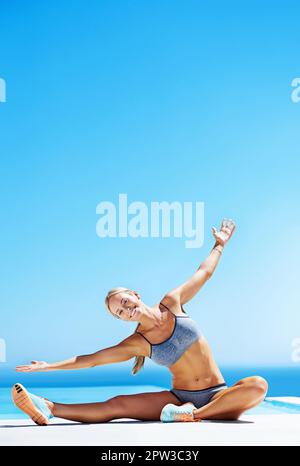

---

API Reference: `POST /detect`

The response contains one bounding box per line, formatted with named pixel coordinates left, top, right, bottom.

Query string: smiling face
left=108, top=290, right=142, bottom=321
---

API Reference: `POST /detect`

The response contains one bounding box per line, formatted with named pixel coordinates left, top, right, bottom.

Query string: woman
left=14, top=218, right=268, bottom=425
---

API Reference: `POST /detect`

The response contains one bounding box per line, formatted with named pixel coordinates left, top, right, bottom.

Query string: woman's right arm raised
left=15, top=334, right=143, bottom=373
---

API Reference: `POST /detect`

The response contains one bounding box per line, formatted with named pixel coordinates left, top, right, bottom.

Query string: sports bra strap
left=159, top=301, right=171, bottom=312
left=135, top=331, right=152, bottom=344
left=160, top=300, right=187, bottom=315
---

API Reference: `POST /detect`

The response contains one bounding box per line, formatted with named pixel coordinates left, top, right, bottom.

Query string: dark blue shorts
left=170, top=383, right=227, bottom=408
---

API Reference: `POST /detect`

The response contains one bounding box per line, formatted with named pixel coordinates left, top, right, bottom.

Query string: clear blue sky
left=0, top=0, right=300, bottom=378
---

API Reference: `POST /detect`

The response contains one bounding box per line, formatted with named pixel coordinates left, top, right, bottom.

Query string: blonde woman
left=14, top=219, right=268, bottom=425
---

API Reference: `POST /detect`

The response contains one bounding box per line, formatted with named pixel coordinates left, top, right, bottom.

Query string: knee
left=244, top=376, right=268, bottom=399
left=109, top=395, right=126, bottom=407
left=105, top=395, right=128, bottom=418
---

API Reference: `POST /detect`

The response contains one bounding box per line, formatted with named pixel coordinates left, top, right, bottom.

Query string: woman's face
left=108, top=291, right=142, bottom=321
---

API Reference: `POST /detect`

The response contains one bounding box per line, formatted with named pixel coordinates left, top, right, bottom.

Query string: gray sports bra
left=136, top=302, right=202, bottom=367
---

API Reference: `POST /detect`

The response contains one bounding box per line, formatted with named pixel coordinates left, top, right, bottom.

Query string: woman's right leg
left=48, top=390, right=182, bottom=423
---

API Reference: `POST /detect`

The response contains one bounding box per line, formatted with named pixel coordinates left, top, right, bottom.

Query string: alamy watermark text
left=0, top=338, right=6, bottom=362
left=292, top=337, right=300, bottom=363
left=96, top=194, right=204, bottom=248
left=0, top=77, right=6, bottom=103
left=291, top=78, right=300, bottom=103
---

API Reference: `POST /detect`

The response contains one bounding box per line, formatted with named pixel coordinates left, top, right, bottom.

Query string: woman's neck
left=138, top=303, right=167, bottom=331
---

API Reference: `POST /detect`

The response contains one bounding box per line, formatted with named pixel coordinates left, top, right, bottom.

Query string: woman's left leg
left=192, top=376, right=268, bottom=421
left=49, top=389, right=182, bottom=423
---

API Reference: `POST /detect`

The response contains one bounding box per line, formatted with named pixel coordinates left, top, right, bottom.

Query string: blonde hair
left=104, top=287, right=145, bottom=375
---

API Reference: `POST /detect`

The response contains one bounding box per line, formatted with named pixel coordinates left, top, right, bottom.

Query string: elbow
left=203, top=267, right=213, bottom=279
left=77, top=355, right=95, bottom=369
left=87, top=359, right=99, bottom=369
left=88, top=362, right=99, bottom=369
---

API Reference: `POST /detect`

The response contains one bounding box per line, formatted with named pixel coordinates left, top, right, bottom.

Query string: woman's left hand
left=212, top=219, right=236, bottom=246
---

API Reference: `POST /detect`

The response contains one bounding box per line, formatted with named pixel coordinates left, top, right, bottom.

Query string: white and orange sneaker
left=12, top=383, right=53, bottom=426
left=160, top=402, right=198, bottom=423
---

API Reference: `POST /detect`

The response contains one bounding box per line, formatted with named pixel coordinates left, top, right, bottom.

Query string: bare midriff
left=169, top=337, right=225, bottom=391
left=136, top=304, right=225, bottom=391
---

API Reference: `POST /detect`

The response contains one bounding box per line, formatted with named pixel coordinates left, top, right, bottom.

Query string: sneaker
left=160, top=402, right=197, bottom=422
left=12, top=383, right=53, bottom=425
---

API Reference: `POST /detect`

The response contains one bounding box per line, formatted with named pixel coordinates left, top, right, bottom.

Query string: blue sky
left=0, top=0, right=300, bottom=379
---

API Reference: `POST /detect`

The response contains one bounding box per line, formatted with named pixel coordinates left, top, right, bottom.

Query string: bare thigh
left=209, top=376, right=264, bottom=404
left=205, top=376, right=266, bottom=420
left=109, top=390, right=182, bottom=421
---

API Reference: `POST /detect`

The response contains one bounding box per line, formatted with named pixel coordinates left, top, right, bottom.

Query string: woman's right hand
left=16, top=360, right=49, bottom=372
left=212, top=218, right=236, bottom=247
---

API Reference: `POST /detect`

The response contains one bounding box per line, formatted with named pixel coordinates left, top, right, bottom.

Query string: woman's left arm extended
left=166, top=219, right=236, bottom=305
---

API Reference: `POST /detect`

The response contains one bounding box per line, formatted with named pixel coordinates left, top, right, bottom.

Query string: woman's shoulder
left=126, top=332, right=150, bottom=357
left=160, top=293, right=187, bottom=316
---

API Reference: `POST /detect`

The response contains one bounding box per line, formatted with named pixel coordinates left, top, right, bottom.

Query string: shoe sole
left=12, top=383, right=49, bottom=426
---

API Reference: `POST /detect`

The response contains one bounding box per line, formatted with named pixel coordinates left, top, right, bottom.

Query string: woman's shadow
left=0, top=418, right=254, bottom=428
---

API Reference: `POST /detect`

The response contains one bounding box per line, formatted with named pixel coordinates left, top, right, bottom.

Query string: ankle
left=45, top=399, right=55, bottom=415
